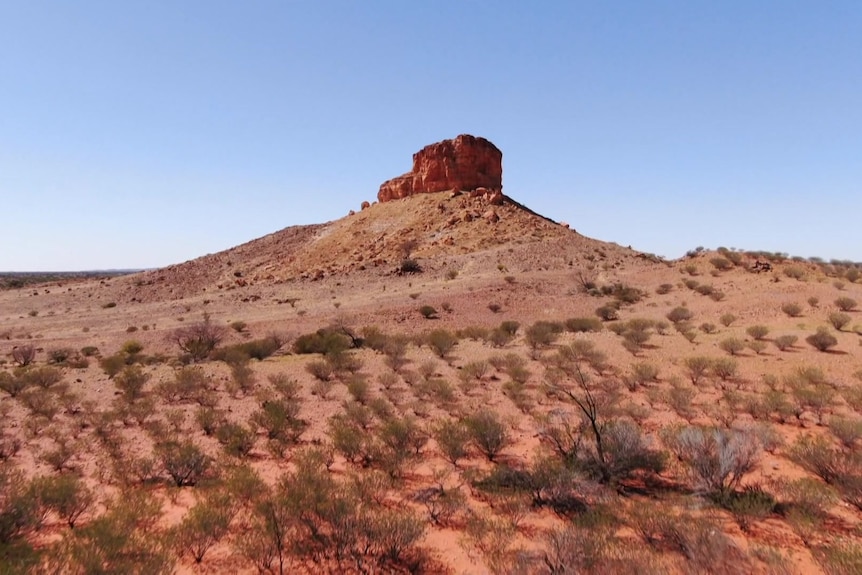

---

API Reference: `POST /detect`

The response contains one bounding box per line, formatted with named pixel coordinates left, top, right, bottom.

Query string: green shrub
left=216, top=422, right=256, bottom=458
left=466, top=410, right=510, bottom=461
left=157, top=440, right=212, bottom=487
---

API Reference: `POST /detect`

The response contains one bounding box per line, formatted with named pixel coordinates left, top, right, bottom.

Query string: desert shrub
left=828, top=312, right=852, bottom=331
left=0, top=467, right=41, bottom=546
left=375, top=416, right=426, bottom=477
left=683, top=356, right=712, bottom=385
left=251, top=399, right=306, bottom=453
left=426, top=329, right=457, bottom=359
left=719, top=337, right=746, bottom=356
left=196, top=406, right=226, bottom=436
left=565, top=317, right=602, bottom=333
left=399, top=258, right=422, bottom=273
left=695, top=283, right=715, bottom=296
left=31, top=474, right=94, bottom=528
left=666, top=306, right=694, bottom=324
left=784, top=265, right=806, bottom=280
left=215, top=336, right=283, bottom=362
left=611, top=283, right=645, bottom=305
left=579, top=419, right=666, bottom=485
left=11, top=345, right=36, bottom=367
left=712, top=357, right=739, bottom=381
left=171, top=313, right=225, bottom=362
left=346, top=376, right=371, bottom=404
left=666, top=426, right=760, bottom=495
left=594, top=304, right=619, bottom=322
left=773, top=334, right=798, bottom=351
left=746, top=325, right=769, bottom=340
left=714, top=485, right=776, bottom=533
left=720, top=313, right=737, bottom=327
left=781, top=302, right=803, bottom=317
left=306, top=360, right=334, bottom=382
left=525, top=321, right=564, bottom=349
left=834, top=296, right=857, bottom=312
left=656, top=283, right=674, bottom=295
left=418, top=305, right=438, bottom=319
left=48, top=491, right=171, bottom=574
left=47, top=347, right=74, bottom=365
left=683, top=278, right=700, bottom=290
left=293, top=328, right=352, bottom=355
left=172, top=491, right=235, bottom=563
left=806, top=327, right=838, bottom=352
left=114, top=365, right=150, bottom=403
left=828, top=417, right=862, bottom=449
left=157, top=440, right=212, bottom=487
left=80, top=345, right=100, bottom=357
left=466, top=409, right=510, bottom=461
left=710, top=257, right=733, bottom=271
left=814, top=539, right=862, bottom=575
left=487, top=303, right=502, bottom=313
left=18, top=366, right=62, bottom=389
left=216, top=422, right=256, bottom=458
left=627, top=361, right=659, bottom=390
left=0, top=371, right=28, bottom=397
left=698, top=322, right=716, bottom=334
left=747, top=340, right=767, bottom=355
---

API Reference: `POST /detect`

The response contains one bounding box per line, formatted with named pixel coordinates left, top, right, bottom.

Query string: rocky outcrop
left=378, top=135, right=502, bottom=202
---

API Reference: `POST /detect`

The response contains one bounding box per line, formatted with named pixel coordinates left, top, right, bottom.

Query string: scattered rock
left=361, top=201, right=371, bottom=210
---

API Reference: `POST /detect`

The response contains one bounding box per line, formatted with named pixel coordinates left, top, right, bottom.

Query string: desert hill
left=0, top=136, right=861, bottom=574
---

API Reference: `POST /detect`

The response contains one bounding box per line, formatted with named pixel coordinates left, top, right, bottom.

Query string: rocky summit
left=377, top=134, right=503, bottom=202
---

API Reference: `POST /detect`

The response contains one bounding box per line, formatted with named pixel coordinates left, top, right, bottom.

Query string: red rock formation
left=378, top=135, right=502, bottom=202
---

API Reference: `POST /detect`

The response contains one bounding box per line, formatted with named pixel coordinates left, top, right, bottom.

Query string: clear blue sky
left=2, top=1, right=860, bottom=271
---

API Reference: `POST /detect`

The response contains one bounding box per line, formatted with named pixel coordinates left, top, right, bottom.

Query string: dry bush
left=565, top=317, right=603, bottom=333
left=426, top=329, right=457, bottom=359
left=781, top=302, right=803, bottom=318
left=746, top=325, right=769, bottom=340
left=466, top=409, right=510, bottom=462
left=525, top=321, right=564, bottom=349
left=712, top=357, right=738, bottom=382
left=718, top=337, right=745, bottom=356
left=834, top=296, right=857, bottom=312
left=11, top=345, right=36, bottom=367
left=666, top=307, right=694, bottom=324
left=719, top=313, right=737, bottom=327
left=665, top=426, right=760, bottom=495
left=171, top=313, right=225, bottom=362
left=773, top=334, right=798, bottom=351
left=172, top=491, right=235, bottom=563
left=828, top=311, right=852, bottom=331
left=683, top=356, right=712, bottom=385
left=806, top=327, right=838, bottom=352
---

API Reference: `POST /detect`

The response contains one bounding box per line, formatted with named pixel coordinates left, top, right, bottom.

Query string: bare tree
left=171, top=313, right=225, bottom=362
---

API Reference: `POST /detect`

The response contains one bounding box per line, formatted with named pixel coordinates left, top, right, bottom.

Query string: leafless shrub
left=665, top=426, right=760, bottom=495
left=11, top=345, right=36, bottom=367
left=171, top=313, right=225, bottom=362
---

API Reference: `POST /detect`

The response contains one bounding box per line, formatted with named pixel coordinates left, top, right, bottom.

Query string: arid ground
left=1, top=191, right=861, bottom=574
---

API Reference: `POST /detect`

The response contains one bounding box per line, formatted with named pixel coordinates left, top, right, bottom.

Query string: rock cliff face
left=378, top=135, right=502, bottom=202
